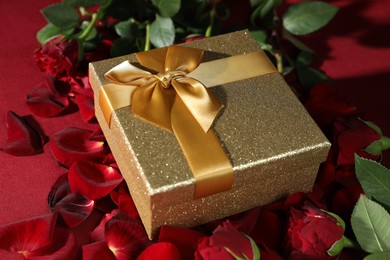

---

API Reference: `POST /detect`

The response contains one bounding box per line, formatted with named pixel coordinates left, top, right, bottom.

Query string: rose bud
left=286, top=202, right=356, bottom=258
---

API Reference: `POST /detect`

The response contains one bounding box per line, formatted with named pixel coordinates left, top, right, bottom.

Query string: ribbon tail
left=99, top=83, right=137, bottom=127
left=172, top=79, right=222, bottom=132
left=171, top=96, right=233, bottom=198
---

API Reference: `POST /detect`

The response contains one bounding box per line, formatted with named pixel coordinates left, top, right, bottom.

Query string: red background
left=1, top=0, right=389, bottom=225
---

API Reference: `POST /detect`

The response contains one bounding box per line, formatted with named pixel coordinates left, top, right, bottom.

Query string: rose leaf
left=351, top=195, right=390, bottom=253
left=355, top=155, right=390, bottom=208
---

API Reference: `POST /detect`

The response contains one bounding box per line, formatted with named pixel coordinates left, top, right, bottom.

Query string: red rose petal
left=2, top=111, right=43, bottom=156
left=75, top=92, right=96, bottom=123
left=54, top=193, right=95, bottom=228
left=26, top=83, right=69, bottom=118
left=48, top=173, right=71, bottom=209
left=68, top=160, right=123, bottom=200
left=137, top=242, right=181, bottom=260
left=0, top=214, right=57, bottom=254
left=28, top=228, right=77, bottom=259
left=83, top=240, right=116, bottom=260
left=90, top=210, right=119, bottom=242
left=110, top=183, right=139, bottom=219
left=49, top=127, right=107, bottom=168
left=249, top=210, right=282, bottom=250
left=105, top=217, right=150, bottom=260
left=159, top=226, right=205, bottom=260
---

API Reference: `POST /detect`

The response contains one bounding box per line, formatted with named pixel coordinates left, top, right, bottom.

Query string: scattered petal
left=68, top=160, right=123, bottom=200
left=110, top=183, right=139, bottom=219
left=3, top=111, right=43, bottom=156
left=48, top=173, right=71, bottom=210
left=0, top=214, right=57, bottom=255
left=54, top=193, right=95, bottom=228
left=75, top=92, right=96, bottom=123
left=90, top=210, right=119, bottom=242
left=49, top=127, right=107, bottom=168
left=82, top=240, right=116, bottom=260
left=159, top=226, right=205, bottom=260
left=105, top=217, right=150, bottom=260
left=26, top=82, right=69, bottom=118
left=137, top=242, right=181, bottom=260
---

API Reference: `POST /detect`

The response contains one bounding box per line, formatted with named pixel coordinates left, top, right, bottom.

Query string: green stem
left=343, top=236, right=361, bottom=250
left=144, top=22, right=151, bottom=51
left=205, top=8, right=216, bottom=37
left=274, top=51, right=283, bottom=74
left=78, top=13, right=98, bottom=41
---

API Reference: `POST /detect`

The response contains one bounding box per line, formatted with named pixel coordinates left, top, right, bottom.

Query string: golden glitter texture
left=89, top=30, right=331, bottom=239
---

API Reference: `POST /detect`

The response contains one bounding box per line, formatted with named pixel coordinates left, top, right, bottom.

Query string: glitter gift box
left=89, top=30, right=330, bottom=238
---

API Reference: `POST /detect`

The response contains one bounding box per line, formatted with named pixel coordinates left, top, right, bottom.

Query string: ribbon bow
left=105, top=46, right=222, bottom=133
left=101, top=46, right=234, bottom=198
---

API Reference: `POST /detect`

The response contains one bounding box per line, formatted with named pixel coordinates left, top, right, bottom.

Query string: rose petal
left=49, top=127, right=107, bottom=168
left=28, top=228, right=77, bottom=259
left=75, top=92, right=96, bottom=123
left=54, top=193, right=95, bottom=228
left=26, top=83, right=69, bottom=118
left=90, top=210, right=119, bottom=242
left=110, top=183, right=139, bottom=219
left=137, top=242, right=181, bottom=260
left=0, top=214, right=57, bottom=254
left=2, top=111, right=43, bottom=156
left=159, top=226, right=205, bottom=260
left=105, top=217, right=150, bottom=260
left=249, top=210, right=282, bottom=250
left=48, top=173, right=71, bottom=209
left=82, top=240, right=116, bottom=260
left=68, top=160, right=123, bottom=200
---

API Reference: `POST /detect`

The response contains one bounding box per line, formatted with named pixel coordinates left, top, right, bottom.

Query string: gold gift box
left=89, top=30, right=330, bottom=238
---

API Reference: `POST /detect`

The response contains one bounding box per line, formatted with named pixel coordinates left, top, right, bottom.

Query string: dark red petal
left=0, top=214, right=57, bottom=253
left=90, top=210, right=119, bottom=242
left=0, top=250, right=24, bottom=259
left=105, top=217, right=150, bottom=260
left=159, top=226, right=205, bottom=260
left=75, top=91, right=96, bottom=123
left=47, top=173, right=71, bottom=209
left=27, top=228, right=77, bottom=259
left=249, top=210, right=282, bottom=249
left=110, top=183, right=139, bottom=219
left=137, top=242, right=181, bottom=260
left=54, top=193, right=95, bottom=228
left=89, top=126, right=106, bottom=143
left=2, top=111, right=43, bottom=156
left=68, top=160, right=123, bottom=200
left=49, top=127, right=107, bottom=168
left=26, top=84, right=69, bottom=118
left=83, top=241, right=116, bottom=260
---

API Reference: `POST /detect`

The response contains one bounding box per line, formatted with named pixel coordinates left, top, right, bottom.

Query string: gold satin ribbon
left=99, top=46, right=276, bottom=198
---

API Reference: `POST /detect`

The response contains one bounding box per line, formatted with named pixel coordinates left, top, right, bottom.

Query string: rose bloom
left=286, top=202, right=344, bottom=259
left=34, top=36, right=78, bottom=80
left=195, top=220, right=255, bottom=260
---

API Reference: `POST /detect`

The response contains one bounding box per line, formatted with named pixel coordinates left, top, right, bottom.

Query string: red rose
left=195, top=220, right=256, bottom=260
left=34, top=36, right=78, bottom=80
left=286, top=202, right=344, bottom=258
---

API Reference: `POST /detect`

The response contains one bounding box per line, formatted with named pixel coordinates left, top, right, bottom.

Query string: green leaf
left=42, top=3, right=80, bottom=30
left=364, top=251, right=390, bottom=260
left=283, top=30, right=314, bottom=53
left=297, top=66, right=330, bottom=89
left=327, top=237, right=344, bottom=256
left=247, top=234, right=261, bottom=260
left=283, top=1, right=339, bottom=35
left=296, top=51, right=314, bottom=67
left=150, top=15, right=175, bottom=48
left=355, top=155, right=390, bottom=208
left=152, top=0, right=181, bottom=17
left=36, top=23, right=63, bottom=44
left=351, top=195, right=390, bottom=253
left=114, top=18, right=138, bottom=40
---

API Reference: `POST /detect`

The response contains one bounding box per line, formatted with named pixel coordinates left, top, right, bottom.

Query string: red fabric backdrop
left=1, top=0, right=389, bottom=227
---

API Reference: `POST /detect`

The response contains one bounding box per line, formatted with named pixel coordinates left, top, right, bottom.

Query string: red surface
left=1, top=0, right=390, bottom=227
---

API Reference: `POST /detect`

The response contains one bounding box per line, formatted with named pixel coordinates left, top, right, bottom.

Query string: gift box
left=89, top=30, right=331, bottom=238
